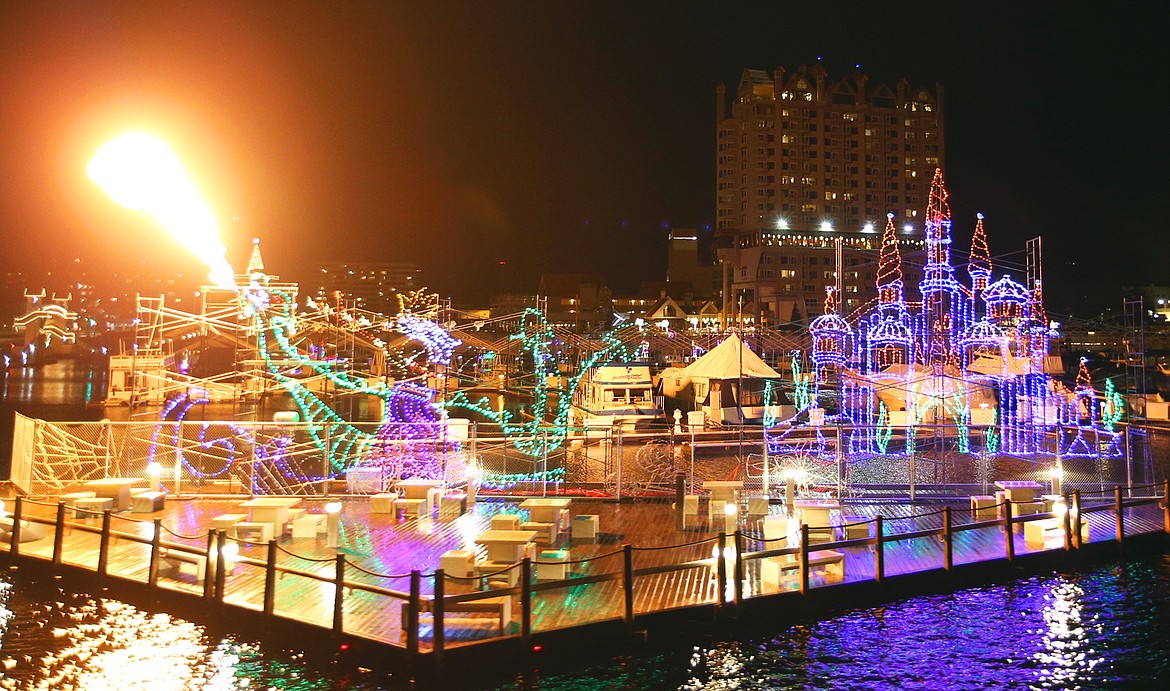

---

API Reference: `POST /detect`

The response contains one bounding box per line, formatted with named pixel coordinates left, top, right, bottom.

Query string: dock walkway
left=3, top=484, right=1168, bottom=659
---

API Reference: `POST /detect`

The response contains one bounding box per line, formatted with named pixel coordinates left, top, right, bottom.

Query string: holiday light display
left=175, top=278, right=642, bottom=491
left=444, top=307, right=635, bottom=456
left=803, top=169, right=1122, bottom=462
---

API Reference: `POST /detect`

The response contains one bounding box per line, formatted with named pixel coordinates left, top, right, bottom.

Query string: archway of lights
left=791, top=169, right=1123, bottom=466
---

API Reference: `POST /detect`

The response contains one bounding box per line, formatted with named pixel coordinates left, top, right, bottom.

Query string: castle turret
left=917, top=169, right=967, bottom=358
left=876, top=213, right=905, bottom=317
left=809, top=288, right=854, bottom=371
left=967, top=213, right=992, bottom=292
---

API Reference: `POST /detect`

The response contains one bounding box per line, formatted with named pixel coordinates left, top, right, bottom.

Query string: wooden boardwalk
left=3, top=485, right=1168, bottom=653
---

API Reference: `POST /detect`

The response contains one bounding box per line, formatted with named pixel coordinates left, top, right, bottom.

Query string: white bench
left=837, top=515, right=870, bottom=540
left=392, top=497, right=427, bottom=518
left=536, top=549, right=570, bottom=581
left=159, top=548, right=207, bottom=583
left=759, top=550, right=845, bottom=584
left=211, top=513, right=248, bottom=536
left=1024, top=517, right=1089, bottom=545
left=72, top=497, right=113, bottom=518
left=520, top=521, right=556, bottom=544
left=475, top=560, right=521, bottom=588
left=59, top=491, right=96, bottom=508
left=291, top=514, right=325, bottom=538
left=440, top=493, right=467, bottom=516
left=131, top=491, right=166, bottom=513
left=369, top=492, right=398, bottom=514
left=970, top=495, right=997, bottom=520
left=572, top=514, right=599, bottom=540
left=440, top=549, right=476, bottom=578
left=490, top=514, right=522, bottom=531
left=672, top=494, right=699, bottom=516
left=404, top=595, right=511, bottom=635
left=1011, top=501, right=1046, bottom=518
left=234, top=522, right=274, bottom=543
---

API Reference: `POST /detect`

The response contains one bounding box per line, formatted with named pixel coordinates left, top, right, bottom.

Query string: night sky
left=0, top=2, right=1164, bottom=315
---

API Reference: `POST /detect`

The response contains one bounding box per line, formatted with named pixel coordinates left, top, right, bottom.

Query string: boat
left=572, top=362, right=664, bottom=430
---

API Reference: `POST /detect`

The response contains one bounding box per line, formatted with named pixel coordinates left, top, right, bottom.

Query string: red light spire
left=968, top=213, right=992, bottom=291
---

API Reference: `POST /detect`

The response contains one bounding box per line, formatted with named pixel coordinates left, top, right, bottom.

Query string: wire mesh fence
left=10, top=413, right=1167, bottom=501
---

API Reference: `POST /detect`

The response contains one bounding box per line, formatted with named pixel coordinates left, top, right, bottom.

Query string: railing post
left=1062, top=495, right=1073, bottom=552
left=10, top=497, right=22, bottom=556
left=874, top=515, right=884, bottom=583
left=148, top=518, right=162, bottom=586
left=715, top=533, right=727, bottom=607
left=623, top=544, right=635, bottom=629
left=1004, top=507, right=1015, bottom=562
left=674, top=472, right=686, bottom=531
left=733, top=530, right=744, bottom=607
left=264, top=540, right=278, bottom=615
left=433, top=569, right=445, bottom=656
left=52, top=502, right=66, bottom=564
left=203, top=531, right=217, bottom=599
left=1073, top=491, right=1084, bottom=549
left=614, top=425, right=623, bottom=500
left=521, top=557, right=532, bottom=640
left=97, top=510, right=112, bottom=577
left=406, top=570, right=420, bottom=655
left=1114, top=485, right=1124, bottom=544
left=942, top=506, right=952, bottom=571
left=1164, top=480, right=1170, bottom=535
left=215, top=530, right=228, bottom=604
left=333, top=553, right=347, bottom=634
left=799, top=524, right=810, bottom=595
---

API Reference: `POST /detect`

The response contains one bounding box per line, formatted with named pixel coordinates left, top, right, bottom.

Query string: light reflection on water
left=512, top=555, right=1170, bottom=690
left=0, top=573, right=387, bottom=690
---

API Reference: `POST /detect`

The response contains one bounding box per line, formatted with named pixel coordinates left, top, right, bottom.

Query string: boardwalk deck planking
left=4, top=489, right=1167, bottom=650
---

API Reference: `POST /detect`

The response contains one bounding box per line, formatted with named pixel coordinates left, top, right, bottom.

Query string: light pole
left=325, top=501, right=342, bottom=549
left=736, top=294, right=745, bottom=479
left=146, top=461, right=163, bottom=493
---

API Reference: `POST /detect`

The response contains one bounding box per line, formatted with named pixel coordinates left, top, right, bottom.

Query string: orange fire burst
left=88, top=132, right=236, bottom=289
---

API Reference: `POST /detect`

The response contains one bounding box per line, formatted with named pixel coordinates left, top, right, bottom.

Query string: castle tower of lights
left=805, top=168, right=1122, bottom=458
left=968, top=213, right=992, bottom=292
left=916, top=169, right=969, bottom=363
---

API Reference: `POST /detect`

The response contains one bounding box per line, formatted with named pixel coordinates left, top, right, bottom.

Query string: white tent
left=670, top=333, right=784, bottom=424
left=680, top=332, right=782, bottom=380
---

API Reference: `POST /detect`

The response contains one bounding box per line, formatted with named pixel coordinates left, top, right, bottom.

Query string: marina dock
left=3, top=483, right=1169, bottom=681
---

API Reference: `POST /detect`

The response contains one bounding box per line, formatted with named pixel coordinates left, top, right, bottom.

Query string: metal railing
left=4, top=482, right=1169, bottom=658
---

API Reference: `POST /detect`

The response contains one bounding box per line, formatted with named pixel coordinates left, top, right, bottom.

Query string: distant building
left=312, top=261, right=420, bottom=315
left=665, top=230, right=719, bottom=298
left=715, top=63, right=943, bottom=326
left=1125, top=285, right=1170, bottom=323
left=537, top=274, right=611, bottom=331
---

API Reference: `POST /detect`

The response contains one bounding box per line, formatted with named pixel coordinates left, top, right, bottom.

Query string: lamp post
left=325, top=501, right=342, bottom=549
left=723, top=500, right=738, bottom=534
left=783, top=467, right=799, bottom=516
left=146, top=461, right=163, bottom=493
left=736, top=294, right=745, bottom=479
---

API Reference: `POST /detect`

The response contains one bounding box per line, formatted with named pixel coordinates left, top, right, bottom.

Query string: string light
left=803, top=168, right=1122, bottom=460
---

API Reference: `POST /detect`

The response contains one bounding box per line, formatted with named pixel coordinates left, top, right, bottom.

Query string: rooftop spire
left=877, top=213, right=903, bottom=288
left=968, top=212, right=992, bottom=291
left=876, top=213, right=904, bottom=311
left=925, top=168, right=950, bottom=228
